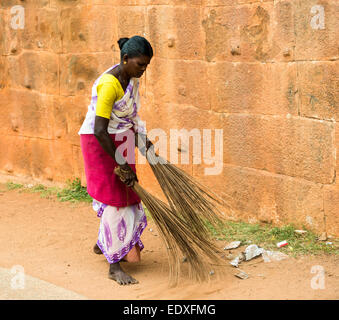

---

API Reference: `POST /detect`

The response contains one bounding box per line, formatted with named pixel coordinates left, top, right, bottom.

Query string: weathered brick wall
left=0, top=0, right=338, bottom=236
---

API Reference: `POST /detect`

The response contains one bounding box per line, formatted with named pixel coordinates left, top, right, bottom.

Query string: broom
left=114, top=166, right=227, bottom=287
left=139, top=135, right=233, bottom=241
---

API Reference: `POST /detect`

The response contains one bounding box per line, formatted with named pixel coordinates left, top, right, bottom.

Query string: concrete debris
left=244, top=244, right=264, bottom=261
left=223, top=241, right=241, bottom=250
left=235, top=269, right=249, bottom=280
left=318, top=232, right=327, bottom=241
left=262, top=250, right=289, bottom=263
left=230, top=256, right=241, bottom=268
left=230, top=253, right=245, bottom=267
left=294, top=230, right=307, bottom=235
left=225, top=253, right=236, bottom=260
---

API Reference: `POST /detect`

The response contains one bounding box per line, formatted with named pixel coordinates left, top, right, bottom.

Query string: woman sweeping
left=78, top=36, right=154, bottom=285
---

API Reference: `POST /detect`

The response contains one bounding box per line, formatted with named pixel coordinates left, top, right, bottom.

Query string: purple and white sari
left=93, top=200, right=147, bottom=264
left=78, top=63, right=148, bottom=264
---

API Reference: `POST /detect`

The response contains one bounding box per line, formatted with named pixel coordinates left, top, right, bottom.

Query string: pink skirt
left=80, top=129, right=141, bottom=207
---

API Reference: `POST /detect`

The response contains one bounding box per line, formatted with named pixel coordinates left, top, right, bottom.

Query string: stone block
left=49, top=139, right=74, bottom=182
left=0, top=8, right=21, bottom=56
left=117, top=6, right=146, bottom=39
left=204, top=0, right=234, bottom=6
left=54, top=95, right=91, bottom=144
left=202, top=3, right=286, bottom=62
left=147, top=6, right=205, bottom=60
left=237, top=0, right=272, bottom=4
left=1, top=5, right=61, bottom=55
left=20, top=8, right=62, bottom=53
left=0, top=7, right=62, bottom=54
left=0, top=135, right=32, bottom=176
left=192, top=163, right=325, bottom=234
left=139, top=102, right=222, bottom=172
left=0, top=9, right=6, bottom=55
left=271, top=0, right=296, bottom=62
left=0, top=56, right=8, bottom=89
left=297, top=61, right=339, bottom=121
left=220, top=114, right=335, bottom=184
left=0, top=0, right=49, bottom=8
left=91, top=0, right=145, bottom=5
left=0, top=88, right=55, bottom=139
left=208, top=61, right=298, bottom=115
left=336, top=123, right=339, bottom=186
left=50, top=0, right=87, bottom=8
left=72, top=144, right=87, bottom=186
left=146, top=57, right=210, bottom=111
left=148, top=0, right=202, bottom=6
left=140, top=104, right=335, bottom=184
left=294, top=0, right=338, bottom=60
left=324, top=185, right=339, bottom=237
left=61, top=5, right=117, bottom=53
left=59, top=53, right=114, bottom=96
left=7, top=51, right=59, bottom=95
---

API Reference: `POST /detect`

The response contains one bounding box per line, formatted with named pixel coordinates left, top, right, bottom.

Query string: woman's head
left=117, top=36, right=153, bottom=78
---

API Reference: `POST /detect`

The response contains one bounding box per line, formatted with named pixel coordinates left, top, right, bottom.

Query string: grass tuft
left=6, top=182, right=24, bottom=190
left=206, top=220, right=339, bottom=256
left=5, top=178, right=92, bottom=203
left=56, top=178, right=92, bottom=203
left=3, top=180, right=338, bottom=256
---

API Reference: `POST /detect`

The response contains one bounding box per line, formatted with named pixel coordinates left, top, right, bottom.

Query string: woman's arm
left=94, top=116, right=137, bottom=187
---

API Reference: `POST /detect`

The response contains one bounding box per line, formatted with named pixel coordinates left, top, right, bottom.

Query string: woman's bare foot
left=93, top=243, right=102, bottom=254
left=108, top=262, right=138, bottom=285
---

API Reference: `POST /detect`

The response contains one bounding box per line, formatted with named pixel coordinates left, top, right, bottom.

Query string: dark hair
left=117, top=36, right=153, bottom=60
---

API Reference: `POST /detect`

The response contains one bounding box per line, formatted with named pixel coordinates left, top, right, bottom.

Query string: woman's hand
left=118, top=164, right=138, bottom=188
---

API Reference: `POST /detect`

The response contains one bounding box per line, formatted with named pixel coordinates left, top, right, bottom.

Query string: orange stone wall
left=0, top=0, right=338, bottom=236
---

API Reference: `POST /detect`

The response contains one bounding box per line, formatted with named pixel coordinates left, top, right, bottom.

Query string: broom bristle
left=146, top=151, right=232, bottom=237
left=134, top=182, right=226, bottom=286
left=114, top=167, right=227, bottom=286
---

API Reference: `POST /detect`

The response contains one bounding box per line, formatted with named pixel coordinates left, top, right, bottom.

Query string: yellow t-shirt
left=95, top=74, right=125, bottom=119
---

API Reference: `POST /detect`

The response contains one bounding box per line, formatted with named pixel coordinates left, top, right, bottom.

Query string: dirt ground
left=0, top=183, right=338, bottom=300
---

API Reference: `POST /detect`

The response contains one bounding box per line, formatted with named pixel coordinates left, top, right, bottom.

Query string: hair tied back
left=117, top=38, right=129, bottom=50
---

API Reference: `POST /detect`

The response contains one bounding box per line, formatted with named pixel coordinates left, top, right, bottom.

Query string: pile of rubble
left=224, top=241, right=289, bottom=280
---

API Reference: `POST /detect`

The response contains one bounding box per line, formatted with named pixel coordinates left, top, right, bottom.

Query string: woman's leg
left=93, top=243, right=102, bottom=254
left=94, top=203, right=146, bottom=285
left=94, top=243, right=141, bottom=264
left=123, top=243, right=141, bottom=263
left=93, top=243, right=140, bottom=262
left=108, top=262, right=138, bottom=285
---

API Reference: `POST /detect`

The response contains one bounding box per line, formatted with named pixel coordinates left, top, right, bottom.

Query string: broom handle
left=114, top=166, right=143, bottom=195
left=136, top=133, right=160, bottom=158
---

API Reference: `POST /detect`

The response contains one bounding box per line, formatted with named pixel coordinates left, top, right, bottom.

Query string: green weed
left=56, top=178, right=92, bottom=203
left=5, top=178, right=92, bottom=203
left=206, top=220, right=339, bottom=256
left=6, top=182, right=24, bottom=190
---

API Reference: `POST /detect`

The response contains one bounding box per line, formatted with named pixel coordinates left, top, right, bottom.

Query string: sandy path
left=0, top=185, right=338, bottom=300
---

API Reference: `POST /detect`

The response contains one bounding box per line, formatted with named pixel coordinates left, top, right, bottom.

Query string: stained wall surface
left=0, top=0, right=338, bottom=236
